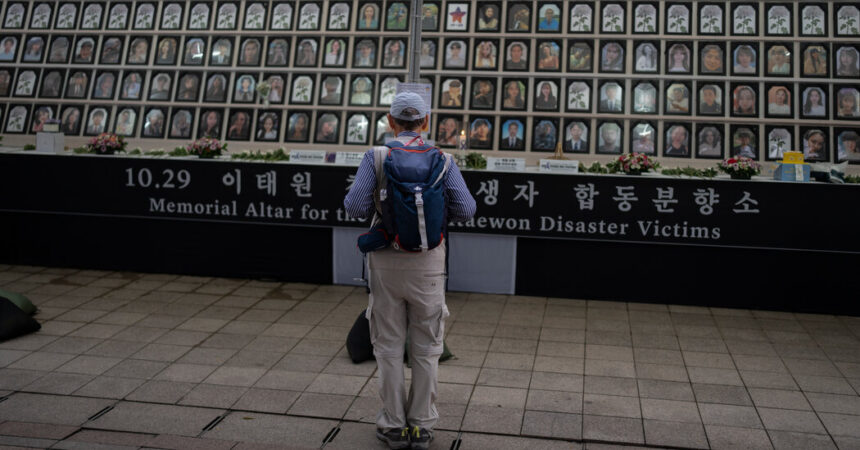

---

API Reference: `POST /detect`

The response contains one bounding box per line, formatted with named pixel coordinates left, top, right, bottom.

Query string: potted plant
left=607, top=152, right=659, bottom=175
left=87, top=132, right=126, bottom=155
left=718, top=156, right=761, bottom=180
left=186, top=136, right=227, bottom=158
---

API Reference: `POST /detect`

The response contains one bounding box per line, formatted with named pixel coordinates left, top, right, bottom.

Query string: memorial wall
left=0, top=0, right=859, bottom=162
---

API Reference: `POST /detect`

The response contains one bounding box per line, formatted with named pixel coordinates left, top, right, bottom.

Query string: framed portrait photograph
left=0, top=69, right=14, bottom=97
left=730, top=125, right=759, bottom=159
left=255, top=110, right=281, bottom=142
left=835, top=86, right=860, bottom=120
left=286, top=112, right=311, bottom=142
left=473, top=40, right=499, bottom=70
left=439, top=77, right=465, bottom=109
left=353, top=39, right=377, bottom=68
left=318, top=75, right=343, bottom=105
left=92, top=71, right=118, bottom=100
left=419, top=39, right=437, bottom=69
left=291, top=74, right=315, bottom=104
left=294, top=38, right=318, bottom=67
left=474, top=2, right=499, bottom=32
left=183, top=37, right=207, bottom=66
left=237, top=37, right=262, bottom=67
left=386, top=1, right=409, bottom=31
left=731, top=83, right=758, bottom=117
left=155, top=36, right=179, bottom=65
left=175, top=72, right=201, bottom=102
left=84, top=106, right=111, bottom=137
left=232, top=73, right=256, bottom=103
left=262, top=74, right=285, bottom=105
left=598, top=80, right=624, bottom=113
left=632, top=81, right=657, bottom=114
left=836, top=5, right=860, bottom=37
left=765, top=84, right=793, bottom=118
left=732, top=43, right=759, bottom=76
left=148, top=72, right=173, bottom=101
left=215, top=2, right=238, bottom=30
left=631, top=121, right=657, bottom=154
left=198, top=109, right=223, bottom=138
left=536, top=40, right=561, bottom=72
left=567, top=40, right=592, bottom=72
left=209, top=37, right=233, bottom=66
left=504, top=41, right=529, bottom=71
left=382, top=38, right=406, bottom=69
left=80, top=2, right=104, bottom=29
left=471, top=78, right=496, bottom=109
left=664, top=123, right=691, bottom=157
left=297, top=2, right=321, bottom=30
left=835, top=45, right=860, bottom=78
left=665, top=3, right=691, bottom=34
left=47, top=35, right=71, bottom=64
left=765, top=125, right=794, bottom=161
left=596, top=120, right=623, bottom=154
left=633, top=41, right=659, bottom=73
left=666, top=42, right=691, bottom=74
left=161, top=2, right=185, bottom=30
left=225, top=109, right=252, bottom=140
left=698, top=82, right=724, bottom=116
left=696, top=124, right=724, bottom=159
left=187, top=2, right=211, bottom=29
left=502, top=78, right=527, bottom=110
left=2, top=3, right=27, bottom=29
left=569, top=2, right=594, bottom=33
left=13, top=70, right=37, bottom=98
left=633, top=2, right=658, bottom=33
left=498, top=118, right=525, bottom=151
left=350, top=76, right=374, bottom=106
left=766, top=3, right=792, bottom=35
left=99, top=36, right=124, bottom=64
left=698, top=3, right=724, bottom=34
left=537, top=2, right=561, bottom=32
left=468, top=117, right=493, bottom=149
left=800, top=3, right=827, bottom=36
left=375, top=112, right=394, bottom=144
left=357, top=1, right=381, bottom=30
left=600, top=3, right=625, bottom=34
left=127, top=37, right=150, bottom=65
left=800, top=84, right=828, bottom=119
left=566, top=80, right=591, bottom=112
left=106, top=2, right=130, bottom=29
left=168, top=108, right=194, bottom=139
left=73, top=36, right=97, bottom=64
left=29, top=105, right=54, bottom=133
left=442, top=39, right=468, bottom=70
left=65, top=70, right=91, bottom=99
left=271, top=2, right=293, bottom=29
left=507, top=2, right=530, bottom=32
left=802, top=43, right=829, bottom=78
left=29, top=3, right=53, bottom=29
left=326, top=2, right=350, bottom=30
left=21, top=36, right=46, bottom=63
left=39, top=69, right=64, bottom=98
left=264, top=38, right=289, bottom=67
left=445, top=2, right=469, bottom=31
left=59, top=105, right=83, bottom=135
left=113, top=107, right=138, bottom=137
left=133, top=2, right=156, bottom=29
left=0, top=36, right=19, bottom=63
left=345, top=113, right=370, bottom=145
left=119, top=71, right=144, bottom=100
left=599, top=41, right=625, bottom=73
left=699, top=42, right=725, bottom=75
left=731, top=3, right=757, bottom=35
left=562, top=119, right=589, bottom=153
left=4, top=105, right=29, bottom=134
left=801, top=127, right=828, bottom=161
left=55, top=3, right=79, bottom=29
left=534, top=79, right=559, bottom=111
left=835, top=128, right=860, bottom=163
left=533, top=118, right=559, bottom=152
left=243, top=2, right=267, bottom=29
left=665, top=82, right=690, bottom=115
left=766, top=43, right=792, bottom=77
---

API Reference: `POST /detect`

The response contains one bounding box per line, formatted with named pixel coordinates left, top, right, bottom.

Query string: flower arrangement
left=186, top=137, right=227, bottom=158
left=255, top=80, right=271, bottom=104
left=87, top=132, right=126, bottom=155
left=718, top=156, right=761, bottom=179
left=607, top=152, right=659, bottom=175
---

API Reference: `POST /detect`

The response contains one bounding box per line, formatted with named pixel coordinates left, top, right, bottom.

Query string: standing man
left=344, top=92, right=476, bottom=450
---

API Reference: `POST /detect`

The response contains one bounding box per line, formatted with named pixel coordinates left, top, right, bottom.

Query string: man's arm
left=445, top=162, right=477, bottom=222
left=343, top=150, right=377, bottom=219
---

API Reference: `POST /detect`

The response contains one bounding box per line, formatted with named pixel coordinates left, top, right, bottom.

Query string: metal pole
left=407, top=0, right=423, bottom=82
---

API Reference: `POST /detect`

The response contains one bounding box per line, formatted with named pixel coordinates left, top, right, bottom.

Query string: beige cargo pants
left=367, top=244, right=448, bottom=432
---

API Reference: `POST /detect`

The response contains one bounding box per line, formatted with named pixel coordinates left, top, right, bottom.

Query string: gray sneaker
left=409, top=426, right=433, bottom=450
left=376, top=427, right=410, bottom=450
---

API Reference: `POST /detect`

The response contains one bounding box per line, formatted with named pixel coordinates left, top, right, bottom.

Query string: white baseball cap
left=389, top=92, right=429, bottom=121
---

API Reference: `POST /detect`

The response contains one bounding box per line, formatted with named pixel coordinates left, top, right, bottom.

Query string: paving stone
left=176, top=318, right=229, bottom=333
left=582, top=415, right=644, bottom=444
left=520, top=410, right=582, bottom=440
left=632, top=348, right=684, bottom=365
left=176, top=348, right=237, bottom=366
left=74, top=376, right=146, bottom=399
left=254, top=370, right=317, bottom=391
left=469, top=386, right=527, bottom=409
left=818, top=412, right=860, bottom=438
left=640, top=398, right=701, bottom=423
left=748, top=388, right=812, bottom=410
left=68, top=324, right=125, bottom=339
left=0, top=368, right=47, bottom=390
left=154, top=363, right=218, bottom=383
left=62, top=429, right=155, bottom=447
left=705, top=425, right=773, bottom=449
left=9, top=352, right=76, bottom=371
left=476, top=368, right=531, bottom=389
left=529, top=371, right=583, bottom=392
left=0, top=421, right=79, bottom=439
left=111, top=327, right=169, bottom=343
left=461, top=405, right=524, bottom=435
left=643, top=419, right=708, bottom=449
left=438, top=365, right=480, bottom=384
left=634, top=363, right=689, bottom=382
left=131, top=344, right=191, bottom=362
left=688, top=367, right=744, bottom=386
left=0, top=333, right=57, bottom=351
left=203, top=366, right=266, bottom=387
left=0, top=435, right=59, bottom=448
left=536, top=341, right=584, bottom=358
left=483, top=352, right=535, bottom=371
left=84, top=340, right=147, bottom=359
left=525, top=389, right=582, bottom=414
left=56, top=355, right=122, bottom=375
left=179, top=384, right=247, bottom=409
left=89, top=401, right=224, bottom=437
left=223, top=350, right=285, bottom=369
left=533, top=356, right=584, bottom=374
left=758, top=408, right=827, bottom=434
left=767, top=430, right=837, bottom=450
left=126, top=380, right=196, bottom=404
left=584, top=375, right=638, bottom=397
left=231, top=388, right=300, bottom=414
left=459, top=431, right=577, bottom=449
left=154, top=330, right=210, bottom=346
left=794, top=375, right=856, bottom=395
left=637, top=379, right=694, bottom=401
left=286, top=392, right=353, bottom=419
left=806, top=392, right=860, bottom=415
left=305, top=373, right=368, bottom=396
left=23, top=372, right=94, bottom=395
left=104, top=359, right=168, bottom=379
left=740, top=370, right=800, bottom=390
left=145, top=434, right=236, bottom=450
left=37, top=321, right=86, bottom=336
left=698, top=403, right=763, bottom=429
left=326, top=422, right=459, bottom=450
left=0, top=393, right=113, bottom=426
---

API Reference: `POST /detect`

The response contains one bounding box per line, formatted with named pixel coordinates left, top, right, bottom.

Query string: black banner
left=2, top=153, right=859, bottom=253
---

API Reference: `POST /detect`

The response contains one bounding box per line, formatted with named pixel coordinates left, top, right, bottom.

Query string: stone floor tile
left=476, top=368, right=531, bottom=389
left=0, top=368, right=47, bottom=390
left=584, top=375, right=638, bottom=397
left=585, top=345, right=633, bottom=362
left=37, top=321, right=86, bottom=336
left=733, top=355, right=788, bottom=373
left=438, top=365, right=480, bottom=384
left=533, top=356, right=584, bottom=374
left=126, top=380, right=196, bottom=404
left=585, top=359, right=636, bottom=378
left=818, top=412, right=860, bottom=438
left=84, top=340, right=147, bottom=359
left=740, top=370, right=800, bottom=390
left=687, top=367, right=744, bottom=386
left=469, top=386, right=527, bottom=409
left=832, top=436, right=860, bottom=450
left=806, top=392, right=860, bottom=415
left=93, top=312, right=148, bottom=326
left=794, top=375, right=856, bottom=395
left=0, top=435, right=59, bottom=448
left=640, top=398, right=701, bottom=423
left=637, top=379, right=694, bottom=401
left=289, top=339, right=343, bottom=357
left=582, top=415, right=644, bottom=444
left=438, top=382, right=473, bottom=405
left=254, top=370, right=317, bottom=391
left=203, top=366, right=266, bottom=387
left=231, top=388, right=300, bottom=414
left=0, top=333, right=58, bottom=351
left=482, top=352, right=535, bottom=371
left=305, top=373, right=368, bottom=396
left=67, top=323, right=125, bottom=339
left=176, top=348, right=237, bottom=366
left=529, top=372, right=583, bottom=392
left=23, top=372, right=94, bottom=395
left=130, top=344, right=191, bottom=363
left=343, top=396, right=379, bottom=424
left=643, top=419, right=709, bottom=449
left=56, top=355, right=122, bottom=375
left=219, top=321, right=271, bottom=336
left=634, top=363, right=689, bottom=382
left=286, top=392, right=353, bottom=419
left=583, top=393, right=640, bottom=418
left=154, top=330, right=210, bottom=347
left=758, top=407, right=827, bottom=434
left=61, top=429, right=154, bottom=448
left=104, top=359, right=168, bottom=379
left=111, top=327, right=169, bottom=343
left=536, top=341, right=584, bottom=358
left=748, top=388, right=812, bottom=410
left=520, top=410, right=582, bottom=440
left=74, top=376, right=145, bottom=399
left=0, top=393, right=113, bottom=426
left=89, top=401, right=224, bottom=437
left=767, top=430, right=837, bottom=450
left=706, top=425, right=774, bottom=450
left=525, top=389, right=582, bottom=414
left=539, top=327, right=585, bottom=343
left=632, top=348, right=684, bottom=365
left=9, top=352, right=76, bottom=371
left=224, top=350, right=287, bottom=370
left=488, top=338, right=538, bottom=355
left=698, top=403, right=763, bottom=429
left=0, top=421, right=78, bottom=439
left=179, top=384, right=247, bottom=409
left=461, top=405, right=524, bottom=435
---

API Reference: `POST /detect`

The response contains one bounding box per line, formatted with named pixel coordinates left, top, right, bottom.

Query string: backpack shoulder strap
left=433, top=152, right=453, bottom=187
left=370, top=145, right=389, bottom=226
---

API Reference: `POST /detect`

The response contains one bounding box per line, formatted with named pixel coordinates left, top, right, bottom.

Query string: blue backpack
left=369, top=139, right=452, bottom=252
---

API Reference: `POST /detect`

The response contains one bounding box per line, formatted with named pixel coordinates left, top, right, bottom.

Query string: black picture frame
left=568, top=2, right=595, bottom=34
left=503, top=40, right=529, bottom=72
left=20, top=35, right=46, bottom=64
left=374, top=111, right=393, bottom=145
left=698, top=42, right=725, bottom=76
left=290, top=74, right=315, bottom=105
left=385, top=1, right=410, bottom=31
left=507, top=2, right=531, bottom=32
left=297, top=1, right=322, bottom=30
left=39, top=69, right=65, bottom=98
left=2, top=3, right=28, bottom=30
left=270, top=2, right=294, bottom=30
left=730, top=3, right=758, bottom=36
left=599, top=41, right=625, bottom=73
left=697, top=3, right=725, bottom=35
left=474, top=2, right=500, bottom=32
left=209, top=37, right=233, bottom=66
left=126, top=37, right=150, bottom=65
left=834, top=44, right=860, bottom=79
left=237, top=36, right=263, bottom=67
left=55, top=3, right=80, bottom=29
left=64, top=70, right=91, bottom=99
left=99, top=36, right=124, bottom=65
left=731, top=82, right=759, bottom=118
left=562, top=118, right=589, bottom=153
left=664, top=81, right=691, bottom=116
left=801, top=43, right=829, bottom=78
left=84, top=105, right=112, bottom=137
left=154, top=36, right=179, bottom=66
left=294, top=38, right=319, bottom=67
left=532, top=117, right=559, bottom=152
left=664, top=122, right=692, bottom=158
left=198, top=108, right=223, bottom=139
left=327, top=2, right=351, bottom=30
left=106, top=2, right=131, bottom=29
left=356, top=1, right=381, bottom=31
left=262, top=73, right=286, bottom=105
left=697, top=82, right=724, bottom=116
left=319, top=75, right=344, bottom=106
left=314, top=111, right=340, bottom=143
left=242, top=1, right=268, bottom=30
left=419, top=39, right=437, bottom=70
left=91, top=70, right=118, bottom=100
left=0, top=69, right=15, bottom=97
left=633, top=41, right=660, bottom=74
left=632, top=2, right=658, bottom=34
left=630, top=120, right=658, bottom=155
left=473, top=39, right=499, bottom=71
left=382, top=38, right=407, bottom=69
left=175, top=72, right=202, bottom=102
left=118, top=71, right=145, bottom=100
left=225, top=108, right=253, bottom=140
left=498, top=117, right=526, bottom=151
left=443, top=38, right=468, bottom=70
left=800, top=126, right=828, bottom=161
left=631, top=80, right=657, bottom=114
left=730, top=124, right=760, bottom=159
left=29, top=104, right=55, bottom=134
left=665, top=41, right=692, bottom=74
left=183, top=36, right=207, bottom=66
left=731, top=42, right=760, bottom=77
left=59, top=105, right=84, bottom=136
left=12, top=69, right=38, bottom=98
left=534, top=79, right=560, bottom=112
left=834, top=4, right=860, bottom=37
left=160, top=2, right=185, bottom=30
left=764, top=83, right=793, bottom=118
left=147, top=71, right=174, bottom=101
left=349, top=75, right=375, bottom=107
left=345, top=113, right=371, bottom=145
left=596, top=120, right=623, bottom=154
left=765, top=3, right=793, bottom=36
left=665, top=2, right=692, bottom=35
left=232, top=73, right=257, bottom=104
left=835, top=127, right=860, bottom=163
left=46, top=35, right=71, bottom=64
left=765, top=42, right=793, bottom=77
left=72, top=35, right=98, bottom=64
left=132, top=2, right=156, bottom=30
left=600, top=2, right=625, bottom=34
left=285, top=111, right=311, bottom=142
left=255, top=110, right=282, bottom=142
left=566, top=79, right=592, bottom=113
left=800, top=3, right=828, bottom=37
left=439, top=77, right=466, bottom=109
left=765, top=125, right=794, bottom=161
left=471, top=78, right=496, bottom=110
left=799, top=84, right=829, bottom=119
left=501, top=78, right=527, bottom=111
left=4, top=104, right=29, bottom=134
left=214, top=2, right=239, bottom=30
left=567, top=39, right=593, bottom=72
left=168, top=108, right=195, bottom=139
left=696, top=123, right=725, bottom=159
left=113, top=106, right=139, bottom=137
left=266, top=37, right=290, bottom=67
left=597, top=79, right=624, bottom=114
left=80, top=2, right=106, bottom=29
left=535, top=39, right=562, bottom=72
left=834, top=85, right=860, bottom=121
left=321, top=37, right=346, bottom=68
left=353, top=38, right=378, bottom=69
left=535, top=2, right=562, bottom=33
left=187, top=2, right=212, bottom=30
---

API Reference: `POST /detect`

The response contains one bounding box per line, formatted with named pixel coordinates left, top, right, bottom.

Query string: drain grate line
left=201, top=415, right=225, bottom=432
left=449, top=437, right=462, bottom=450
left=321, top=426, right=341, bottom=445
left=0, top=396, right=8, bottom=404
left=87, top=406, right=113, bottom=422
